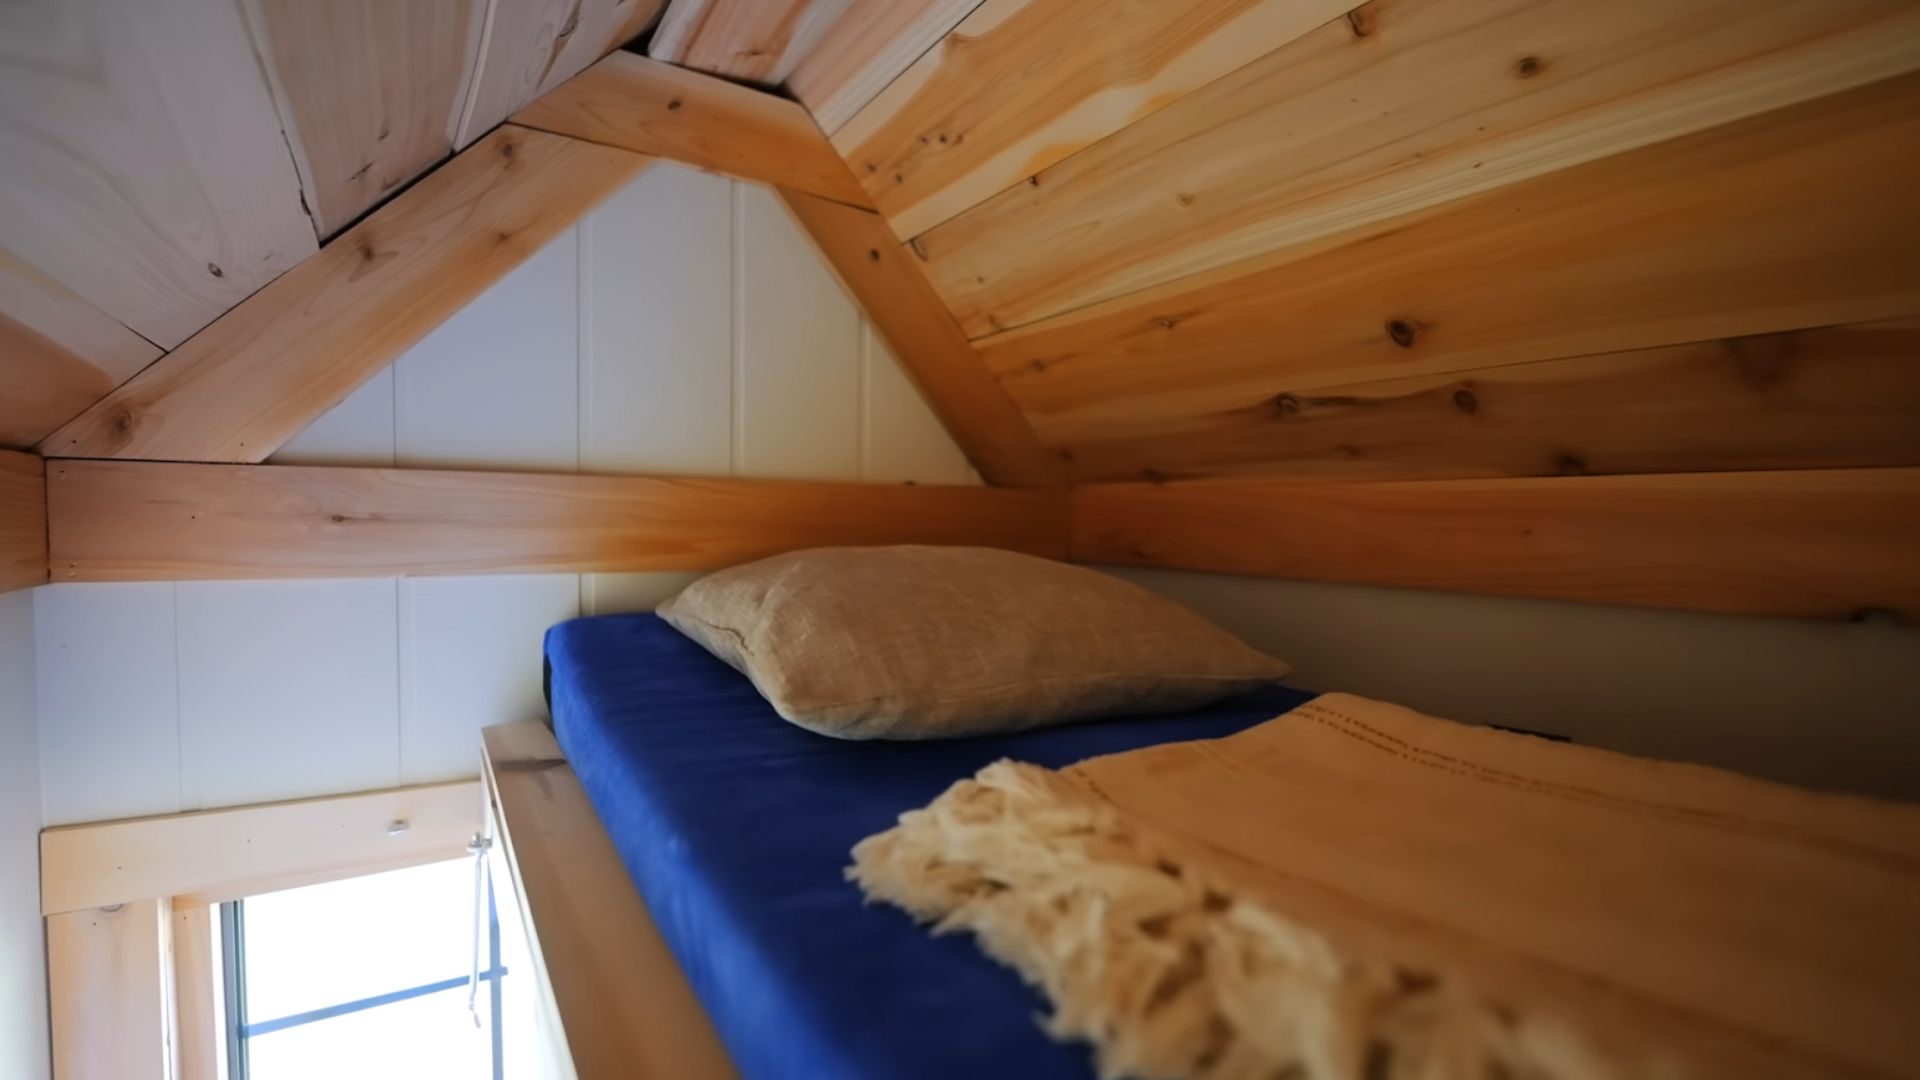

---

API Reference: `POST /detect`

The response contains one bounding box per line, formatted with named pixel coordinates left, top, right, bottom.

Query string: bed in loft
left=485, top=580, right=1920, bottom=1080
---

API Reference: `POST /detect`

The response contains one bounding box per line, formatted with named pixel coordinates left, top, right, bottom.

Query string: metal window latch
left=467, top=833, right=494, bottom=855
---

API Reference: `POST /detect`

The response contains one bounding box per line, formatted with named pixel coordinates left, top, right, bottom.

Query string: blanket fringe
left=849, top=760, right=1667, bottom=1080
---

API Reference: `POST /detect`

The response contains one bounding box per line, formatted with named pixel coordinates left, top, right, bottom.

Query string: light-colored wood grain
left=1046, top=321, right=1920, bottom=483
left=0, top=248, right=161, bottom=445
left=0, top=316, right=117, bottom=451
left=42, top=127, right=649, bottom=463
left=169, top=903, right=220, bottom=1080
left=921, top=0, right=1920, bottom=337
left=0, top=0, right=317, bottom=349
left=0, top=248, right=160, bottom=384
left=777, top=190, right=1065, bottom=486
left=456, top=0, right=667, bottom=148
left=45, top=461, right=1070, bottom=582
left=40, top=782, right=480, bottom=915
left=833, top=0, right=1355, bottom=239
left=244, top=0, right=486, bottom=238
left=484, top=721, right=736, bottom=1080
left=788, top=0, right=985, bottom=135
left=982, top=73, right=1920, bottom=448
left=0, top=450, right=45, bottom=594
left=1072, top=469, right=1920, bottom=621
left=48, top=899, right=170, bottom=1080
left=514, top=52, right=867, bottom=205
left=649, top=0, right=852, bottom=85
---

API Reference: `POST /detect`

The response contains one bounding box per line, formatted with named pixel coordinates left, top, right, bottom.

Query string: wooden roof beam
left=512, top=51, right=870, bottom=207
left=0, top=449, right=46, bottom=594
left=41, top=126, right=651, bottom=464
left=45, top=460, right=1068, bottom=582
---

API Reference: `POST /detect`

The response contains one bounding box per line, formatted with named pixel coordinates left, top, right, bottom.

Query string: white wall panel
left=860, top=326, right=972, bottom=485
left=399, top=575, right=579, bottom=785
left=271, top=366, right=395, bottom=467
left=581, top=571, right=707, bottom=616
left=0, top=589, right=49, bottom=1080
left=735, top=183, right=862, bottom=480
left=175, top=580, right=400, bottom=810
left=396, top=231, right=580, bottom=472
left=581, top=165, right=735, bottom=476
left=38, top=165, right=979, bottom=822
left=1100, top=567, right=1920, bottom=800
left=35, top=583, right=181, bottom=825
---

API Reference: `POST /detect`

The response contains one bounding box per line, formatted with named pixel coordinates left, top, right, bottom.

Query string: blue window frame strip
left=241, top=966, right=508, bottom=1038
left=489, top=874, right=504, bottom=1080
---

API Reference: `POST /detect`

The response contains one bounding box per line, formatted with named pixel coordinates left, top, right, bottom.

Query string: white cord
left=466, top=833, right=493, bottom=1029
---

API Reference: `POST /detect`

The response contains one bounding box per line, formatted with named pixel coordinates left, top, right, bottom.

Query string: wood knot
left=500, top=139, right=517, bottom=159
left=1451, top=387, right=1478, bottom=413
left=359, top=242, right=378, bottom=263
left=1141, top=468, right=1170, bottom=484
left=1056, top=447, right=1076, bottom=463
left=666, top=98, right=683, bottom=111
left=1175, top=192, right=1195, bottom=207
left=206, top=262, right=224, bottom=278
left=330, top=514, right=349, bottom=524
left=1513, top=55, right=1543, bottom=78
left=109, top=410, right=134, bottom=437
left=867, top=248, right=882, bottom=263
left=1027, top=175, right=1040, bottom=188
left=1346, top=6, right=1376, bottom=37
left=1554, top=452, right=1588, bottom=475
left=1272, top=392, right=1300, bottom=416
left=1385, top=318, right=1420, bottom=348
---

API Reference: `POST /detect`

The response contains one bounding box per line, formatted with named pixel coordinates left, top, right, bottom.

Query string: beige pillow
left=656, top=545, right=1289, bottom=739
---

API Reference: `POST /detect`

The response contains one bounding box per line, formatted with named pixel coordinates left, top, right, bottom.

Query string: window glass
left=230, top=857, right=511, bottom=1080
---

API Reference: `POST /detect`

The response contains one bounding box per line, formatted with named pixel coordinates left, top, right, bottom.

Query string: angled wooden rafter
left=45, top=460, right=1069, bottom=582
left=777, top=189, right=1066, bottom=487
left=42, top=126, right=652, bottom=464
left=513, top=51, right=870, bottom=207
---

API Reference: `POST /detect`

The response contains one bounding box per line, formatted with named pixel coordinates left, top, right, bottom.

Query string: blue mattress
left=545, top=613, right=1316, bottom=1080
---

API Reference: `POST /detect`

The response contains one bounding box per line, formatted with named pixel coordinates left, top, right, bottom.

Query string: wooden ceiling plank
left=242, top=0, right=488, bottom=239
left=833, top=0, right=1357, bottom=240
left=41, top=127, right=651, bottom=464
left=456, top=0, right=668, bottom=149
left=45, top=461, right=1069, bottom=582
left=0, top=449, right=47, bottom=594
left=788, top=0, right=986, bottom=136
left=0, top=0, right=318, bottom=349
left=1072, top=469, right=1920, bottom=621
left=980, top=72, right=1920, bottom=452
left=1043, top=321, right=1920, bottom=484
left=920, top=0, right=1920, bottom=338
left=513, top=52, right=869, bottom=206
left=0, top=248, right=161, bottom=382
left=777, top=190, right=1066, bottom=487
left=649, top=0, right=854, bottom=86
left=0, top=248, right=162, bottom=449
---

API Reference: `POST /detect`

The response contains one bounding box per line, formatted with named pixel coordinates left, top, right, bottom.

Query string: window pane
left=246, top=981, right=494, bottom=1080
left=241, top=859, right=480, bottom=1023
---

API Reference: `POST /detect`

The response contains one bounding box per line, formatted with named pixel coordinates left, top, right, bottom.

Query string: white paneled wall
left=0, top=590, right=49, bottom=1080
left=35, top=165, right=975, bottom=825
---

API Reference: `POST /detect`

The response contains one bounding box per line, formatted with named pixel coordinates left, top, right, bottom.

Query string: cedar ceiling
left=6, top=0, right=1920, bottom=496
left=0, top=0, right=662, bottom=450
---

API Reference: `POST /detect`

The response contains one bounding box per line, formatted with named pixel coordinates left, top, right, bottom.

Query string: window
left=221, top=858, right=524, bottom=1080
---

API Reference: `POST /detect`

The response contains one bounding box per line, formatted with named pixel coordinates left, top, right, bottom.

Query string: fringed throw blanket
left=850, top=694, right=1920, bottom=1080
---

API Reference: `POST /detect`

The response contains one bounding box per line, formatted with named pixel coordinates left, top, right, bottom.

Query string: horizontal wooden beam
left=41, top=126, right=651, bottom=463
left=514, top=51, right=869, bottom=207
left=0, top=449, right=46, bottom=593
left=40, top=781, right=480, bottom=915
left=1071, top=469, right=1920, bottom=621
left=46, top=461, right=1069, bottom=581
left=778, top=189, right=1066, bottom=487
